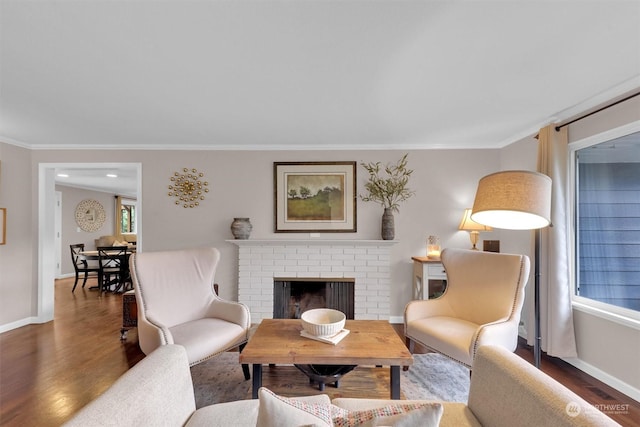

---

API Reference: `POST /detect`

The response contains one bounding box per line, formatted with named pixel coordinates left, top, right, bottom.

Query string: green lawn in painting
left=287, top=188, right=344, bottom=221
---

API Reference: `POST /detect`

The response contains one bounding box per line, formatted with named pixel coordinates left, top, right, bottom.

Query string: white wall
left=0, top=143, right=35, bottom=329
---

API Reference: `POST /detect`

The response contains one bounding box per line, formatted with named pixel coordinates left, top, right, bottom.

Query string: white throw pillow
left=255, top=387, right=333, bottom=427
left=331, top=402, right=443, bottom=427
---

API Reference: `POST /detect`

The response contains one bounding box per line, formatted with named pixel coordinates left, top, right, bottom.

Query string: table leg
left=390, top=365, right=400, bottom=399
left=252, top=364, right=262, bottom=399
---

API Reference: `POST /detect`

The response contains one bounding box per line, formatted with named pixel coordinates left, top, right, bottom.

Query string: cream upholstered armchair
left=404, top=248, right=530, bottom=368
left=130, top=247, right=251, bottom=378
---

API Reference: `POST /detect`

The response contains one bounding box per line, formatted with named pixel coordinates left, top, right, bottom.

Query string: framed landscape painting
left=274, top=161, right=357, bottom=232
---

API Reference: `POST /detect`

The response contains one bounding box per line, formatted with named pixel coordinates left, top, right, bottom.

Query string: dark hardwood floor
left=0, top=277, right=638, bottom=426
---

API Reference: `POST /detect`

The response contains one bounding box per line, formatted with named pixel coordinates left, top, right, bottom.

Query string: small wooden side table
left=121, top=290, right=138, bottom=340
left=411, top=256, right=447, bottom=300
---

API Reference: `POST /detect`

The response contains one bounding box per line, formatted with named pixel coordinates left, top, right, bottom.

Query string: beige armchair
left=130, top=247, right=251, bottom=378
left=404, top=248, right=530, bottom=368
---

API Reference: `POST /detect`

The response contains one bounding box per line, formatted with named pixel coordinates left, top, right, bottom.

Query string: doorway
left=38, top=162, right=142, bottom=322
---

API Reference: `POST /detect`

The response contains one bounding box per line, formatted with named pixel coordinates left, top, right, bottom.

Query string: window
left=572, top=127, right=640, bottom=318
left=120, top=204, right=135, bottom=233
left=118, top=198, right=136, bottom=234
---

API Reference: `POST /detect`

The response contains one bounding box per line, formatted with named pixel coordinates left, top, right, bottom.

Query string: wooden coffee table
left=239, top=319, right=413, bottom=399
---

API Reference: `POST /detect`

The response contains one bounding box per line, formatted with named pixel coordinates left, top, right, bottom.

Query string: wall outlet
left=483, top=240, right=500, bottom=252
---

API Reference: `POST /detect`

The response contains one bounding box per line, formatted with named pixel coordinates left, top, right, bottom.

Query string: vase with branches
left=360, top=153, right=415, bottom=240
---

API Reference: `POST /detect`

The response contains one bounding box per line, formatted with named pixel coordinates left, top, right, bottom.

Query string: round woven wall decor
left=75, top=199, right=106, bottom=232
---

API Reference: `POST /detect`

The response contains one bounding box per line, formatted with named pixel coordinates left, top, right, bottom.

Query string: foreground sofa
left=64, top=344, right=619, bottom=426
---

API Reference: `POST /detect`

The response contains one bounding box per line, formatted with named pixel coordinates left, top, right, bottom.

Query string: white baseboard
left=389, top=316, right=403, bottom=324
left=0, top=316, right=40, bottom=334
left=563, top=357, right=640, bottom=403
left=518, top=330, right=638, bottom=401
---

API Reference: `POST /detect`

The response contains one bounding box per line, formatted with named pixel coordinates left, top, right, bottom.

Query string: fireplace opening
left=273, top=278, right=354, bottom=319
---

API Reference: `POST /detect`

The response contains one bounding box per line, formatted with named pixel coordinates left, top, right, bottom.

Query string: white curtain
left=531, top=124, right=578, bottom=358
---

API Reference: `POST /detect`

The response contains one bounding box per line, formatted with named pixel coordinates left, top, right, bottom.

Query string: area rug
left=401, top=353, right=470, bottom=402
left=191, top=352, right=469, bottom=408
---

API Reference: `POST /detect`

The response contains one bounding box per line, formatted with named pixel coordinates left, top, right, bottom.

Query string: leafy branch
left=360, top=153, right=415, bottom=213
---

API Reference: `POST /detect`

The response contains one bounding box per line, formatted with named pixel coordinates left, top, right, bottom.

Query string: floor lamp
left=470, top=170, right=552, bottom=369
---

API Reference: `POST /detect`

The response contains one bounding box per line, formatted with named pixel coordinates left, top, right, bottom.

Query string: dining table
left=80, top=248, right=135, bottom=293
left=79, top=247, right=136, bottom=260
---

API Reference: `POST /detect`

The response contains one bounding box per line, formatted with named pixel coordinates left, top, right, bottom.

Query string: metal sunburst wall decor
left=168, top=168, right=209, bottom=208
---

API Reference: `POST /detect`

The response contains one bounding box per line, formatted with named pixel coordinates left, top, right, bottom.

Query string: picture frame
left=274, top=161, right=357, bottom=233
left=0, top=208, right=5, bottom=245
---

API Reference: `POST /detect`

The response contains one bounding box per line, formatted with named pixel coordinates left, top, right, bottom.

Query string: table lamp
left=470, top=170, right=552, bottom=368
left=458, top=208, right=492, bottom=250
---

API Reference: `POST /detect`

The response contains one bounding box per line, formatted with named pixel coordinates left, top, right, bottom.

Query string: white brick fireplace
left=228, top=240, right=396, bottom=322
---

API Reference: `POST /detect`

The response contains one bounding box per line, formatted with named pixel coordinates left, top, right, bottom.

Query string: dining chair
left=98, top=246, right=130, bottom=293
left=70, top=243, right=100, bottom=292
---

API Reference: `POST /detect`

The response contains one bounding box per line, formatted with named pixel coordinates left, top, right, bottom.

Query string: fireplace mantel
left=227, top=239, right=397, bottom=247
left=228, top=239, right=395, bottom=322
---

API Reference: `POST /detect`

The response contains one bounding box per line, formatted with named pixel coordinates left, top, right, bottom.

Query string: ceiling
left=54, top=164, right=139, bottom=198
left=1, top=1, right=639, bottom=195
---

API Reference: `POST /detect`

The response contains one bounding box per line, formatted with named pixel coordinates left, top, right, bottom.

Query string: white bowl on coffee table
left=300, top=308, right=346, bottom=337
